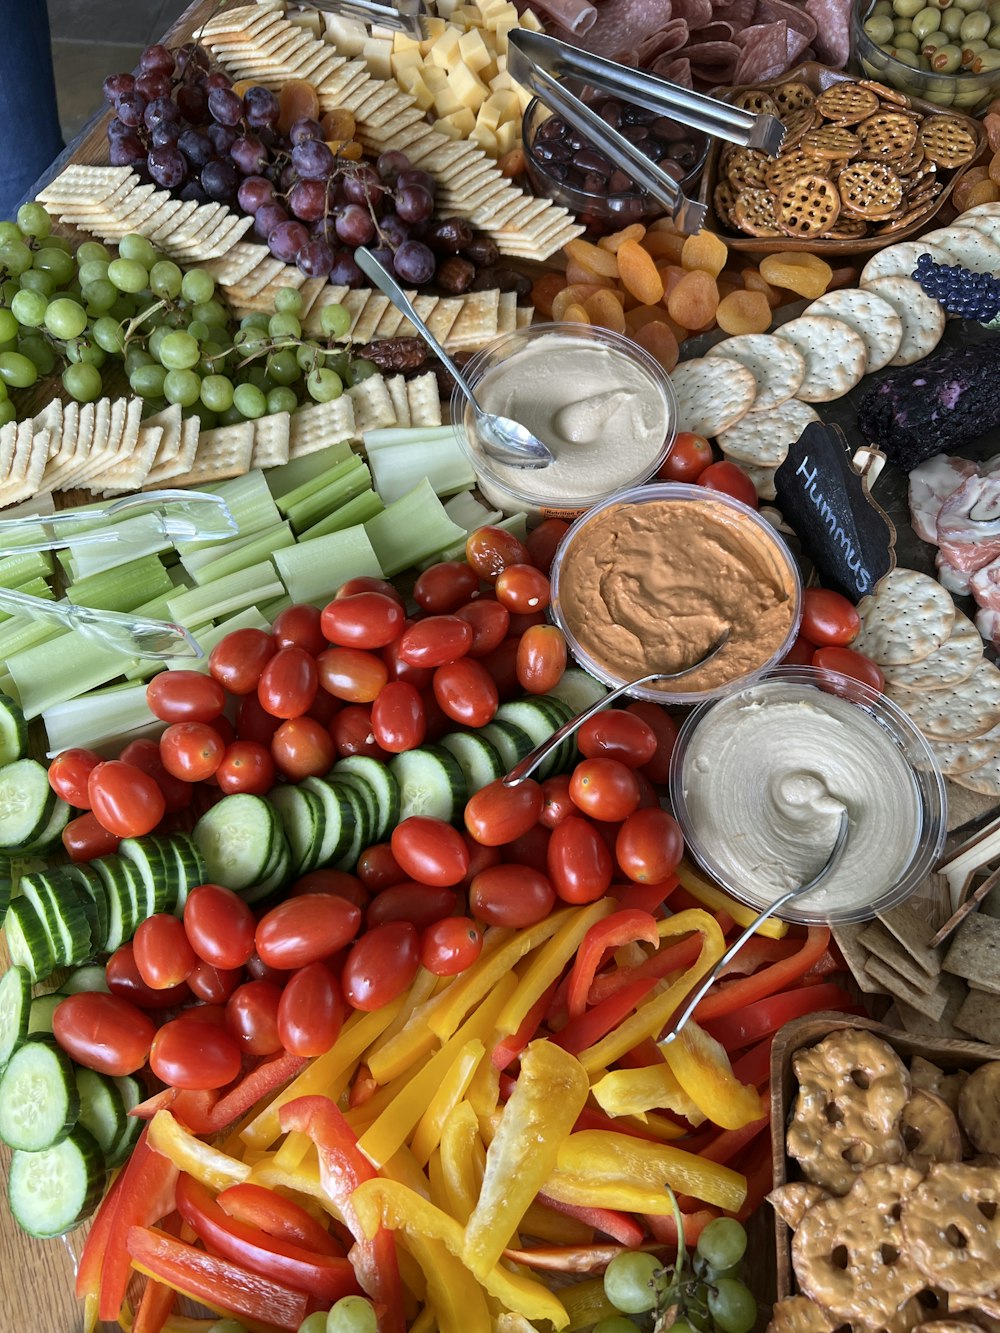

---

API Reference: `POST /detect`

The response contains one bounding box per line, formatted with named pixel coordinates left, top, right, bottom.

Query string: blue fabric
left=0, top=2, right=65, bottom=219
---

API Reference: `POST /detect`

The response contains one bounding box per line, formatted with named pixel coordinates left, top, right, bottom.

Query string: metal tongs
left=508, top=30, right=786, bottom=234
left=296, top=0, right=430, bottom=38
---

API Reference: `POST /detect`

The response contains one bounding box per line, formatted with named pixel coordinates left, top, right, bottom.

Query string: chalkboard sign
left=774, top=422, right=896, bottom=601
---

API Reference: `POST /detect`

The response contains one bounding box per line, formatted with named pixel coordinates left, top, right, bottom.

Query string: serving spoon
left=354, top=247, right=555, bottom=469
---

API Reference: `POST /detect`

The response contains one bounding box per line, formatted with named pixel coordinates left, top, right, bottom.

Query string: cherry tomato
left=697, top=460, right=758, bottom=508
left=245, top=952, right=289, bottom=986
left=48, top=748, right=102, bottom=807
left=390, top=816, right=470, bottom=887
left=63, top=811, right=121, bottom=862
left=271, top=603, right=326, bottom=655
left=53, top=992, right=156, bottom=1077
left=307, top=688, right=340, bottom=729
left=494, top=564, right=551, bottom=616
left=782, top=634, right=817, bottom=667
left=469, top=864, right=556, bottom=927
left=382, top=633, right=433, bottom=688
left=432, top=659, right=499, bottom=727
left=271, top=716, right=336, bottom=780
left=812, top=646, right=885, bottom=693
left=331, top=704, right=390, bottom=761
left=366, top=882, right=457, bottom=930
left=290, top=869, right=367, bottom=909
left=413, top=561, right=480, bottom=614
left=625, top=702, right=680, bottom=787
left=526, top=518, right=569, bottom=576
left=615, top=807, right=684, bottom=884
left=215, top=740, right=275, bottom=796
left=213, top=716, right=236, bottom=749
left=657, top=431, right=713, bottom=483
left=570, top=758, right=642, bottom=822
left=455, top=599, right=510, bottom=658
left=160, top=722, right=225, bottom=782
left=481, top=637, right=521, bottom=700
left=399, top=616, right=473, bottom=668
left=236, top=692, right=282, bottom=747
left=371, top=681, right=426, bottom=753
left=634, top=769, right=660, bottom=810
left=466, top=526, right=531, bottom=581
left=321, top=592, right=404, bottom=649
left=501, top=824, right=551, bottom=872
left=341, top=921, right=420, bottom=1011
left=150, top=1014, right=242, bottom=1090
left=540, top=774, right=575, bottom=829
left=105, top=942, right=190, bottom=1009
left=420, top=917, right=483, bottom=976
left=334, top=576, right=403, bottom=604
left=119, top=737, right=193, bottom=812
left=547, top=815, right=614, bottom=904
left=187, top=961, right=244, bottom=1003
left=507, top=610, right=547, bottom=636
left=317, top=647, right=387, bottom=703
left=209, top=627, right=275, bottom=695
left=277, top=962, right=345, bottom=1057
left=577, top=711, right=658, bottom=768
left=465, top=777, right=543, bottom=846
left=459, top=831, right=502, bottom=887
left=184, top=884, right=257, bottom=970
left=800, top=588, right=861, bottom=648
left=258, top=647, right=318, bottom=720
left=255, top=893, right=361, bottom=970
left=517, top=625, right=567, bottom=695
left=177, top=1004, right=228, bottom=1029
left=88, top=761, right=165, bottom=838
left=355, top=844, right=407, bottom=893
left=134, top=913, right=198, bottom=989
left=225, top=980, right=284, bottom=1056
left=146, top=671, right=226, bottom=724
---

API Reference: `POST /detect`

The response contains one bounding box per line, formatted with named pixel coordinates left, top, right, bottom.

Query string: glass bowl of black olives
left=522, top=95, right=709, bottom=236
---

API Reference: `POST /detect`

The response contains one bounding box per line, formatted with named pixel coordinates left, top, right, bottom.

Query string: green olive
left=895, top=15, right=914, bottom=28
left=952, top=0, right=984, bottom=10
left=941, top=8, right=966, bottom=34
left=962, top=36, right=990, bottom=57
left=866, top=14, right=899, bottom=39
left=974, top=43, right=1000, bottom=62
left=927, top=0, right=953, bottom=9
left=892, top=45, right=924, bottom=61
left=872, top=1, right=895, bottom=14
left=988, top=20, right=1000, bottom=43
left=960, top=9, right=993, bottom=37
left=912, top=5, right=944, bottom=37
left=990, top=0, right=1000, bottom=18
left=931, top=40, right=964, bottom=65
left=894, top=29, right=923, bottom=47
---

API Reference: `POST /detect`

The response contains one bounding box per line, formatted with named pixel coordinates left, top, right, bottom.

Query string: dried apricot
left=584, top=288, right=628, bottom=334
left=758, top=252, right=832, bottom=300
left=716, top=289, right=772, bottom=335
left=953, top=166, right=991, bottom=210
left=634, top=320, right=680, bottom=373
left=658, top=264, right=688, bottom=304
left=500, top=147, right=526, bottom=178
left=717, top=278, right=741, bottom=303
left=562, top=303, right=591, bottom=324
left=278, top=81, right=321, bottom=136
left=321, top=108, right=357, bottom=141
left=565, top=260, right=616, bottom=287
left=990, top=149, right=1000, bottom=187
left=337, top=141, right=364, bottom=161
left=641, top=230, right=687, bottom=263
left=985, top=113, right=1000, bottom=155
left=617, top=239, right=665, bottom=304
left=231, top=79, right=256, bottom=98
left=647, top=216, right=682, bottom=233
left=966, top=179, right=1000, bottom=207
left=531, top=273, right=566, bottom=318
left=741, top=267, right=781, bottom=309
left=680, top=229, right=729, bottom=278
left=666, top=269, right=719, bottom=329
left=552, top=284, right=614, bottom=321
left=598, top=223, right=646, bottom=253
left=563, top=238, right=620, bottom=280
left=626, top=304, right=671, bottom=333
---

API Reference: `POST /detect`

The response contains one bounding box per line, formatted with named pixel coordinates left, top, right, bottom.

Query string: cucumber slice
left=299, top=777, right=359, bottom=868
left=17, top=872, right=69, bottom=969
left=108, top=1074, right=143, bottom=1167
left=60, top=963, right=110, bottom=995
left=478, top=720, right=534, bottom=775
left=64, top=866, right=108, bottom=959
left=4, top=897, right=56, bottom=983
left=544, top=668, right=609, bottom=715
left=194, top=794, right=278, bottom=892
left=19, top=796, right=72, bottom=854
left=0, top=759, right=55, bottom=852
left=0, top=693, right=27, bottom=765
left=9, top=1124, right=106, bottom=1237
left=390, top=745, right=466, bottom=823
left=118, top=837, right=173, bottom=919
left=268, top=783, right=325, bottom=877
left=438, top=731, right=504, bottom=796
left=27, top=992, right=65, bottom=1036
left=495, top=698, right=567, bottom=780
left=0, top=1037, right=80, bottom=1151
left=76, top=1069, right=126, bottom=1157
left=330, top=782, right=371, bottom=872
left=333, top=756, right=400, bottom=842
left=332, top=774, right=377, bottom=851
left=35, top=875, right=93, bottom=968
left=91, top=857, right=142, bottom=952
left=243, top=838, right=292, bottom=904
left=0, top=966, right=31, bottom=1068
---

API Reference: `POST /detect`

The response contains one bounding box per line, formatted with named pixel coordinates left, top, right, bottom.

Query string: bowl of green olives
left=853, top=0, right=1000, bottom=111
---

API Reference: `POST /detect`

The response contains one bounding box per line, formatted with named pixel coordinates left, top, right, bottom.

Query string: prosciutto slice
left=908, top=454, right=978, bottom=545
left=976, top=606, right=1000, bottom=647
left=936, top=474, right=1000, bottom=573
left=970, top=556, right=1000, bottom=613
left=936, top=551, right=973, bottom=598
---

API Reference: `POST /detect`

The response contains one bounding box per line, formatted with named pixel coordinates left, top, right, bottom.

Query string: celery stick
left=0, top=578, right=53, bottom=621
left=362, top=426, right=454, bottom=453
left=166, top=561, right=284, bottom=626
left=365, top=479, right=467, bottom=577
left=265, top=442, right=353, bottom=499
left=497, top=512, right=529, bottom=543
left=180, top=523, right=289, bottom=579
left=298, top=490, right=384, bottom=542
left=66, top=555, right=172, bottom=612
left=67, top=515, right=173, bottom=579
left=184, top=524, right=295, bottom=587
left=0, top=616, right=60, bottom=660
left=284, top=463, right=373, bottom=534
left=167, top=606, right=271, bottom=672
left=43, top=683, right=158, bottom=757
left=276, top=456, right=368, bottom=522
left=9, top=633, right=137, bottom=720
left=444, top=491, right=501, bottom=533
left=258, top=594, right=291, bottom=622
left=368, top=439, right=475, bottom=506
left=0, top=549, right=54, bottom=588
left=274, top=527, right=383, bottom=605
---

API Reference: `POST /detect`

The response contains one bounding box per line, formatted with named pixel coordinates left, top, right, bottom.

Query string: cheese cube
left=436, top=0, right=460, bottom=16
left=432, top=117, right=463, bottom=140
left=363, top=37, right=394, bottom=80
left=408, top=73, right=435, bottom=111
left=476, top=98, right=504, bottom=133
left=423, top=16, right=449, bottom=38
left=490, top=89, right=520, bottom=120
left=495, top=17, right=519, bottom=50
left=489, top=69, right=514, bottom=92
left=515, top=83, right=534, bottom=113
left=288, top=10, right=322, bottom=36
left=458, top=28, right=492, bottom=71
left=521, top=9, right=545, bottom=29
left=428, top=27, right=463, bottom=66
left=393, top=32, right=423, bottom=52
left=448, top=62, right=489, bottom=110
left=323, top=13, right=368, bottom=55
left=422, top=65, right=449, bottom=92
left=391, top=48, right=424, bottom=75
left=432, top=82, right=464, bottom=117
left=470, top=124, right=498, bottom=156
left=445, top=107, right=477, bottom=136
left=496, top=119, right=521, bottom=157
left=482, top=2, right=519, bottom=30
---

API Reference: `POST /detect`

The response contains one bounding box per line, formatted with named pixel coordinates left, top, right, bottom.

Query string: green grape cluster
left=598, top=1216, right=756, bottom=1333
left=0, top=203, right=376, bottom=432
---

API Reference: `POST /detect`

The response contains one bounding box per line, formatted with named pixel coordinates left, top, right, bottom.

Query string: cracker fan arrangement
left=4, top=0, right=1000, bottom=1331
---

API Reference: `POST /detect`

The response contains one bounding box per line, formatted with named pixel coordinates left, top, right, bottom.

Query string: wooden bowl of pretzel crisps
left=770, top=1012, right=1000, bottom=1315
left=698, top=64, right=987, bottom=259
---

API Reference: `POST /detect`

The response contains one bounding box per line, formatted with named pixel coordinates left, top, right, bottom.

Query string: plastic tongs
left=508, top=30, right=787, bottom=234
left=297, top=0, right=430, bottom=38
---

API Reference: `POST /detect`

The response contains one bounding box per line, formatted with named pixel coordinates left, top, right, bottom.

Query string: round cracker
left=669, top=356, right=757, bottom=439
left=952, top=213, right=1000, bottom=244
left=928, top=724, right=1000, bottom=777
left=773, top=316, right=867, bottom=403
left=886, top=659, right=1000, bottom=742
left=859, top=239, right=951, bottom=287
left=804, top=288, right=903, bottom=375
left=863, top=275, right=946, bottom=367
left=706, top=334, right=806, bottom=412
left=716, top=398, right=819, bottom=467
left=951, top=749, right=1000, bottom=796
left=736, top=460, right=778, bottom=501
left=918, top=225, right=1000, bottom=273
left=879, top=610, right=983, bottom=692
left=852, top=567, right=955, bottom=666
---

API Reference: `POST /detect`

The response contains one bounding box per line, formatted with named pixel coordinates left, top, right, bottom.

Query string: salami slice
left=670, top=0, right=714, bottom=27
left=804, top=0, right=851, bottom=65
left=553, top=0, right=671, bottom=56
left=695, top=21, right=737, bottom=43
left=684, top=39, right=741, bottom=84
left=733, top=20, right=792, bottom=83
left=713, top=0, right=759, bottom=30
left=527, top=0, right=599, bottom=32
left=635, top=17, right=690, bottom=63
left=651, top=54, right=694, bottom=86
left=755, top=0, right=818, bottom=40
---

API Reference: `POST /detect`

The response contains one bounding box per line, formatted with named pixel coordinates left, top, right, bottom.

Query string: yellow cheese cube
left=470, top=124, right=498, bottom=156
left=288, top=10, right=322, bottom=36
left=323, top=13, right=368, bottom=55
left=488, top=69, right=514, bottom=91
left=391, top=48, right=424, bottom=75
left=521, top=8, right=545, bottom=29
left=482, top=2, right=518, bottom=30
left=476, top=98, right=504, bottom=133
left=393, top=32, right=423, bottom=52
left=423, top=16, right=449, bottom=38
left=456, top=5, right=484, bottom=25
left=458, top=29, right=492, bottom=71
left=495, top=17, right=519, bottom=49
left=408, top=73, right=435, bottom=111
left=490, top=89, right=520, bottom=120
left=432, top=117, right=463, bottom=140
left=448, top=62, right=489, bottom=110
left=445, top=107, right=477, bottom=136
left=422, top=65, right=449, bottom=91
left=432, top=82, right=464, bottom=117
left=429, top=27, right=463, bottom=66
left=363, top=37, right=394, bottom=81
left=495, top=120, right=521, bottom=157
left=515, top=83, right=534, bottom=113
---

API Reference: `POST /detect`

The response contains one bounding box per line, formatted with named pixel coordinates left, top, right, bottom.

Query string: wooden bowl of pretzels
left=698, top=64, right=987, bottom=258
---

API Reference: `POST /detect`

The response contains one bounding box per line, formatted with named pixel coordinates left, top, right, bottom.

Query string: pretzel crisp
left=900, top=1163, right=1000, bottom=1297
left=767, top=1182, right=829, bottom=1231
left=901, top=1089, right=963, bottom=1174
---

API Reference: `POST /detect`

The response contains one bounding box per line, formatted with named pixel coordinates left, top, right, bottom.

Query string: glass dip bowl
left=548, top=482, right=802, bottom=706
left=670, top=667, right=947, bottom=925
left=451, top=323, right=677, bottom=520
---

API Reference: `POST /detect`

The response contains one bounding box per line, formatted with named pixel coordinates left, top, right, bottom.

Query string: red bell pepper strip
left=692, top=926, right=831, bottom=1023
left=76, top=1157, right=128, bottom=1314
left=534, top=1192, right=645, bottom=1247
left=733, top=1134, right=773, bottom=1225
left=611, top=874, right=679, bottom=916
left=492, top=981, right=560, bottom=1070
left=176, top=1173, right=361, bottom=1303
left=667, top=887, right=734, bottom=934
left=703, top=981, right=858, bottom=1052
left=713, top=935, right=799, bottom=979
left=279, top=1096, right=406, bottom=1333
left=99, top=1126, right=180, bottom=1322
left=566, top=909, right=660, bottom=1020
left=126, top=1225, right=310, bottom=1333
left=586, top=935, right=704, bottom=1006
left=700, top=1117, right=769, bottom=1167
left=730, top=1037, right=774, bottom=1090
left=217, top=1182, right=343, bottom=1257
left=199, top=1052, right=308, bottom=1134
left=552, top=979, right=656, bottom=1055
left=617, top=1038, right=663, bottom=1068
left=643, top=1208, right=717, bottom=1248
left=133, top=1213, right=183, bottom=1333
left=574, top=1105, right=670, bottom=1146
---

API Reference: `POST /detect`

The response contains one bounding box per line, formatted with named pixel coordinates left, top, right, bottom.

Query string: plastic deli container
left=451, top=323, right=676, bottom=521
left=548, top=482, right=802, bottom=705
left=669, top=667, right=947, bottom=926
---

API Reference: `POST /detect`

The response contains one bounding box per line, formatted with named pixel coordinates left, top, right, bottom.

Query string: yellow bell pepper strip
left=519, top=1200, right=594, bottom=1245
left=358, top=973, right=517, bottom=1168
left=566, top=908, right=661, bottom=1020
left=439, top=1100, right=484, bottom=1223
left=559, top=1276, right=621, bottom=1331
left=406, top=1230, right=492, bottom=1333
left=148, top=1111, right=251, bottom=1193
left=544, top=1129, right=748, bottom=1213
left=659, top=1021, right=765, bottom=1130
left=465, top=1045, right=501, bottom=1116
left=350, top=1178, right=570, bottom=1329
left=344, top=1052, right=434, bottom=1133
left=496, top=899, right=617, bottom=1036
left=676, top=858, right=788, bottom=938
left=409, top=1307, right=436, bottom=1333
left=591, top=1060, right=708, bottom=1125
left=463, top=1039, right=590, bottom=1279
left=576, top=909, right=726, bottom=1074
left=410, top=1039, right=484, bottom=1166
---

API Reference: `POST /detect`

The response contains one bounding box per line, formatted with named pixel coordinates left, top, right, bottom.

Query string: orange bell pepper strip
left=675, top=859, right=787, bottom=938
left=659, top=1022, right=765, bottom=1131
left=565, top=908, right=660, bottom=1020
left=553, top=978, right=655, bottom=1055
left=643, top=1208, right=718, bottom=1248
left=612, top=873, right=679, bottom=917
left=77, top=1158, right=129, bottom=1331
left=692, top=925, right=831, bottom=1022
left=700, top=1116, right=769, bottom=1166
left=216, top=1183, right=342, bottom=1257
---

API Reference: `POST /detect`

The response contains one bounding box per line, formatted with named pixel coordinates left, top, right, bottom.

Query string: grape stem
left=120, top=297, right=171, bottom=346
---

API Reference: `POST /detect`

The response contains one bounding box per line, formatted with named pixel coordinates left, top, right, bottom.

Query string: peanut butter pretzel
left=901, top=1089, right=963, bottom=1174
left=768, top=1182, right=829, bottom=1230
left=901, top=1163, right=1000, bottom=1297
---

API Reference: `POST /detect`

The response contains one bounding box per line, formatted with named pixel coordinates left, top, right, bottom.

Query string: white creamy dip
left=678, top=683, right=922, bottom=918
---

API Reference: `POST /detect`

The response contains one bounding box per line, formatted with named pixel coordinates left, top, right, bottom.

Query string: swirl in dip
left=677, top=679, right=923, bottom=917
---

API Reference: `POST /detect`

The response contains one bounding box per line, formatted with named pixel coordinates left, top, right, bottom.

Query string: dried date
left=437, top=257, right=476, bottom=294
left=470, top=266, right=533, bottom=299
left=424, top=217, right=475, bottom=254
left=462, top=236, right=500, bottom=267
left=354, top=337, right=428, bottom=372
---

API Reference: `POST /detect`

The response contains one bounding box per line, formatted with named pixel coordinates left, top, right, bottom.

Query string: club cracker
left=406, top=373, right=442, bottom=428
left=385, top=377, right=410, bottom=429
left=348, top=376, right=396, bottom=433
left=852, top=567, right=955, bottom=666
left=670, top=357, right=757, bottom=439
